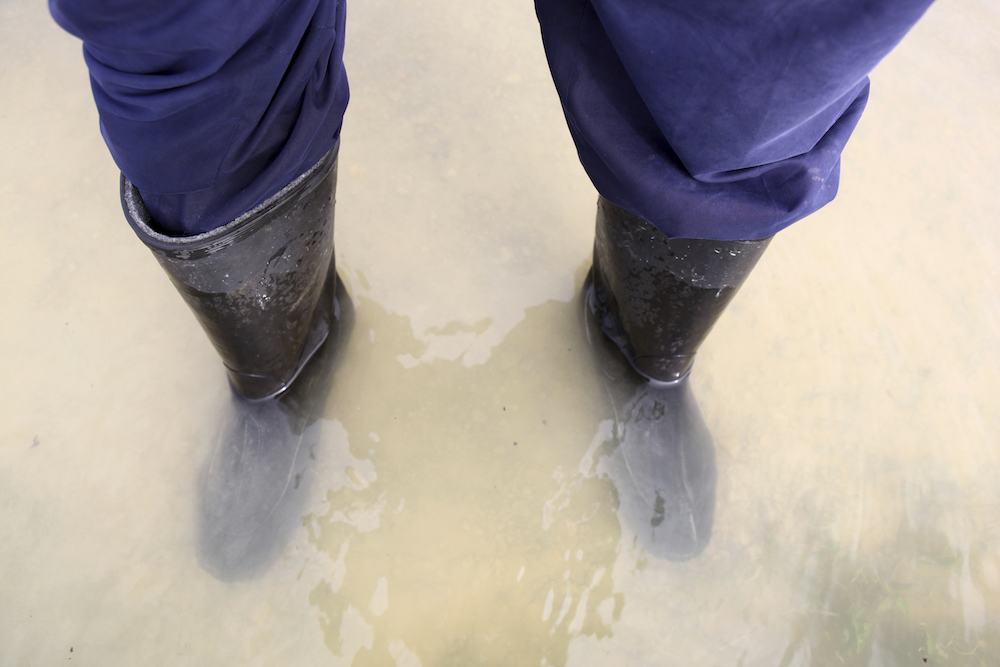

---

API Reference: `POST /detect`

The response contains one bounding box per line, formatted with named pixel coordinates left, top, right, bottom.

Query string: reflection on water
left=303, top=283, right=624, bottom=665
left=785, top=520, right=998, bottom=665
left=282, top=277, right=1000, bottom=666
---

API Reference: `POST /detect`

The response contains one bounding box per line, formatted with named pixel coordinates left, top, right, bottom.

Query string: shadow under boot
left=585, top=197, right=771, bottom=561
left=122, top=146, right=349, bottom=581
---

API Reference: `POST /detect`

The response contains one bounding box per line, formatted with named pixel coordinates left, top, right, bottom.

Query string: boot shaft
left=122, top=148, right=340, bottom=400
left=592, top=197, right=771, bottom=382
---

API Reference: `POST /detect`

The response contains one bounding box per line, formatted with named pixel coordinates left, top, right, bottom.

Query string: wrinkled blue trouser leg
left=52, top=0, right=932, bottom=241
left=536, top=0, right=934, bottom=240
left=49, top=0, right=349, bottom=236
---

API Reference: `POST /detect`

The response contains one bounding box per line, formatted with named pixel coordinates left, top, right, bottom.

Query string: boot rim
left=122, top=143, right=339, bottom=260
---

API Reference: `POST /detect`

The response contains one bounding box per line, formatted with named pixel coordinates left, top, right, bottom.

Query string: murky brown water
left=2, top=0, right=999, bottom=664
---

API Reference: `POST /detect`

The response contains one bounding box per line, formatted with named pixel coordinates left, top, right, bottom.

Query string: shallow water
left=2, top=0, right=1000, bottom=665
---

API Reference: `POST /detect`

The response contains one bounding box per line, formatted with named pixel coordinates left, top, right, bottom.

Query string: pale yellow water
left=2, top=0, right=999, bottom=665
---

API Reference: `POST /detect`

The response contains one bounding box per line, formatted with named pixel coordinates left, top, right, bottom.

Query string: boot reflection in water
left=122, top=148, right=351, bottom=581
left=585, top=197, right=770, bottom=561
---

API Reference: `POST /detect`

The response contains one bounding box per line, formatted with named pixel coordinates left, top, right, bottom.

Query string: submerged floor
left=2, top=0, right=1000, bottom=665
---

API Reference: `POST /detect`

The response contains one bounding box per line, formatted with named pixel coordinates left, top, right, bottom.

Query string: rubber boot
left=586, top=196, right=770, bottom=560
left=591, top=197, right=772, bottom=384
left=122, top=146, right=347, bottom=580
left=122, top=147, right=341, bottom=400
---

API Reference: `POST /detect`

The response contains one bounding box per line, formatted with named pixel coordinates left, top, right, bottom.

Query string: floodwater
left=2, top=0, right=999, bottom=665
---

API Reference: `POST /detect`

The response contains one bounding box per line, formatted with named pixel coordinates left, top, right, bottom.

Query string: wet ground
left=2, top=0, right=999, bottom=665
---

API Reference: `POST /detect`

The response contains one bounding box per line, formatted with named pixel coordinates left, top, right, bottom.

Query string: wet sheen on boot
left=122, top=146, right=342, bottom=401
left=592, top=197, right=771, bottom=383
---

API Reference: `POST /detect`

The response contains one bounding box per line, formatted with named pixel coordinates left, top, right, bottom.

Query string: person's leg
left=50, top=0, right=350, bottom=397
left=538, top=0, right=933, bottom=380
left=51, top=0, right=354, bottom=578
left=538, top=0, right=935, bottom=388
left=536, top=0, right=934, bottom=558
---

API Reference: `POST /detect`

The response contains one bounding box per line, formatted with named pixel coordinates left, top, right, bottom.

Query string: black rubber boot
left=122, top=147, right=341, bottom=401
left=586, top=197, right=770, bottom=560
left=122, top=146, right=348, bottom=580
left=591, top=197, right=771, bottom=384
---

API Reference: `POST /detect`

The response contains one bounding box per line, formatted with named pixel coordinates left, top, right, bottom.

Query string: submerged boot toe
left=583, top=197, right=768, bottom=560
left=605, top=379, right=716, bottom=561
left=196, top=278, right=352, bottom=582
left=586, top=272, right=717, bottom=561
left=197, top=391, right=319, bottom=581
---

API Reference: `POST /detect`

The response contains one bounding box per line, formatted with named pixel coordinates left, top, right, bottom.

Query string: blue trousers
left=51, top=0, right=932, bottom=240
